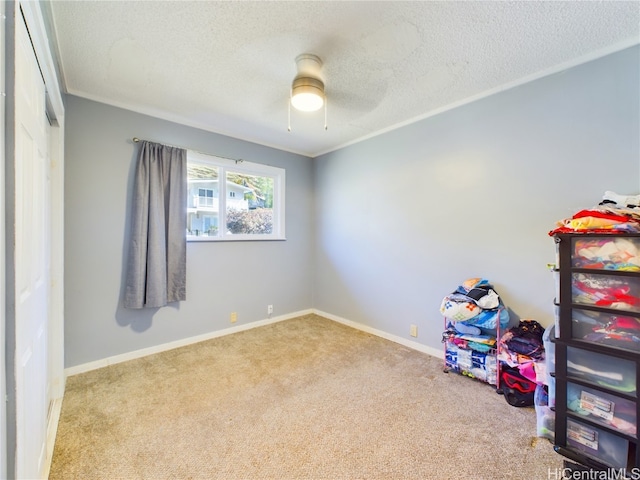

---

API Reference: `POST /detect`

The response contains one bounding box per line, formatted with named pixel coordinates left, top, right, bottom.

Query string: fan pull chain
left=324, top=97, right=328, bottom=131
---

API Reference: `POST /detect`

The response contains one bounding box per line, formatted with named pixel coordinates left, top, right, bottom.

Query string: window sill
left=187, top=235, right=286, bottom=242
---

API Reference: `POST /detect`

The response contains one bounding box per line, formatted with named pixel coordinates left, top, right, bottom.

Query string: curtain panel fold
left=124, top=141, right=187, bottom=308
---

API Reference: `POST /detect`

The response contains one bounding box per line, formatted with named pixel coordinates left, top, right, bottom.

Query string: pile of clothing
left=498, top=319, right=547, bottom=407
left=549, top=190, right=640, bottom=235
left=439, top=278, right=509, bottom=332
left=574, top=310, right=640, bottom=350
left=572, top=273, right=640, bottom=312
left=440, top=278, right=509, bottom=386
left=572, top=237, right=640, bottom=271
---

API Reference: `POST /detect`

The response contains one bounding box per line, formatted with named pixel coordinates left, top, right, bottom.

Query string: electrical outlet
left=230, top=312, right=237, bottom=323
left=410, top=324, right=418, bottom=337
left=267, top=305, right=273, bottom=315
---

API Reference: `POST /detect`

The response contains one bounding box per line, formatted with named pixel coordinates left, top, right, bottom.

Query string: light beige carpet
left=49, top=314, right=563, bottom=479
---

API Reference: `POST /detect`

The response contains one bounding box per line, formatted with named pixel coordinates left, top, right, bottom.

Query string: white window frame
left=187, top=151, right=286, bottom=242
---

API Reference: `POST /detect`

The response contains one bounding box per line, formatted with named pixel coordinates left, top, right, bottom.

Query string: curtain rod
left=132, top=137, right=244, bottom=164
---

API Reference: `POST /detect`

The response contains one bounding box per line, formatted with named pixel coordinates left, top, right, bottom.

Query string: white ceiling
left=47, top=1, right=640, bottom=157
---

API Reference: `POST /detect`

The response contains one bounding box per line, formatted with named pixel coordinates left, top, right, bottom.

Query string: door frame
left=1, top=1, right=7, bottom=478
left=5, top=1, right=65, bottom=478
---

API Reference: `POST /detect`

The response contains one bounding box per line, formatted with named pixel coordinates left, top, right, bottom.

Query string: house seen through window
left=187, top=151, right=285, bottom=241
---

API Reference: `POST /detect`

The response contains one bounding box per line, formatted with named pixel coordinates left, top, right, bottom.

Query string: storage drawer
left=535, top=384, right=555, bottom=441
left=566, top=418, right=629, bottom=468
left=567, top=382, right=636, bottom=436
left=566, top=346, right=636, bottom=396
left=571, top=308, right=640, bottom=353
left=553, top=269, right=560, bottom=301
left=572, top=237, right=640, bottom=271
left=543, top=325, right=556, bottom=379
left=572, top=272, right=640, bottom=313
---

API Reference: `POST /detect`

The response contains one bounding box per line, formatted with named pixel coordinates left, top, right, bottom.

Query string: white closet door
left=14, top=11, right=51, bottom=479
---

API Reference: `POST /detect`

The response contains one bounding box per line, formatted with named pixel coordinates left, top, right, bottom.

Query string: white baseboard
left=64, top=309, right=314, bottom=377
left=313, top=309, right=444, bottom=359
left=65, top=308, right=443, bottom=377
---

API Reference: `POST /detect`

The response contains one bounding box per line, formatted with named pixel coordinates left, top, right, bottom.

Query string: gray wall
left=313, top=46, right=640, bottom=352
left=66, top=46, right=639, bottom=368
left=64, top=96, right=314, bottom=367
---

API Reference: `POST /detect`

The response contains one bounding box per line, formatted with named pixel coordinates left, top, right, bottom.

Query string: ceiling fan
left=288, top=53, right=327, bottom=131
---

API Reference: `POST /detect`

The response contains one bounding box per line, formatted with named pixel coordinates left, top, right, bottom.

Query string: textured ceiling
left=48, top=1, right=640, bottom=157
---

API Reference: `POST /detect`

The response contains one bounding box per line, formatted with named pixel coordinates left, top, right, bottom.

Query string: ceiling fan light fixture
left=291, top=76, right=325, bottom=112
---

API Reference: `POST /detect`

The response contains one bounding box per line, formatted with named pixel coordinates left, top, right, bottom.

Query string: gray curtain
left=124, top=141, right=187, bottom=308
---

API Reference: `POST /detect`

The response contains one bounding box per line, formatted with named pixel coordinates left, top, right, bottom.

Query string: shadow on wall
left=114, top=302, right=182, bottom=333
left=115, top=305, right=156, bottom=332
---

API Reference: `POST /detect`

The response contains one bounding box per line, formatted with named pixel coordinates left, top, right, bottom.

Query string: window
left=198, top=188, right=214, bottom=207
left=187, top=151, right=285, bottom=241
